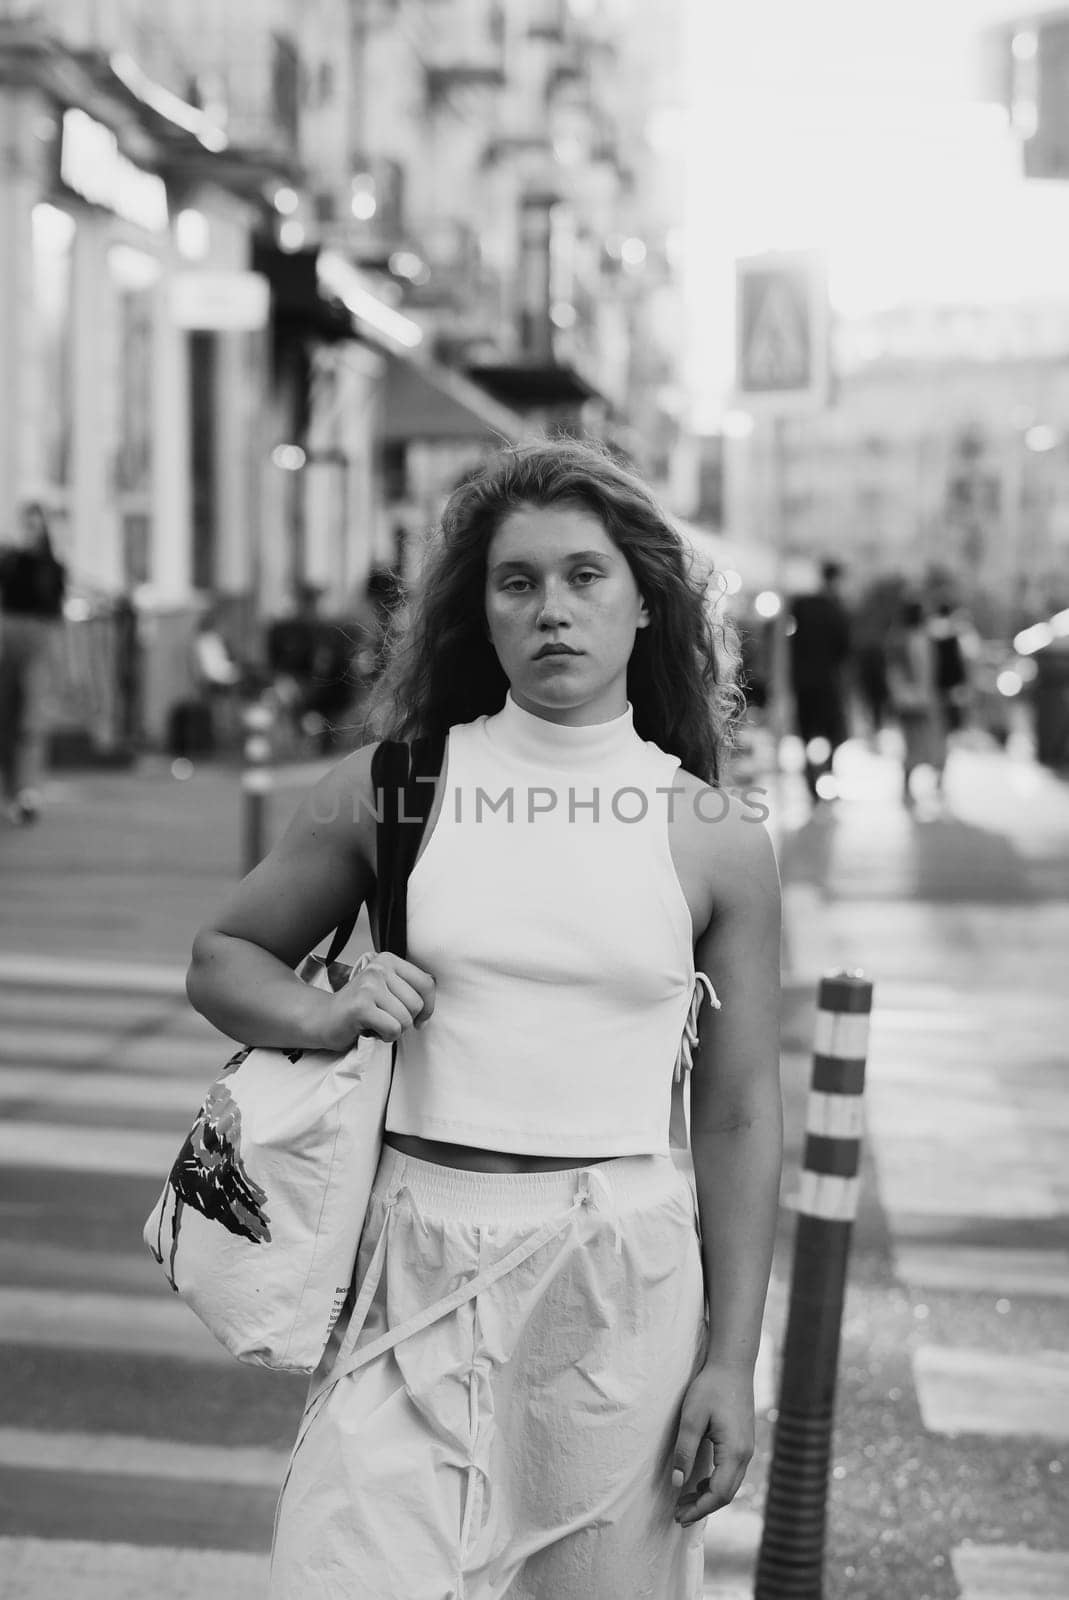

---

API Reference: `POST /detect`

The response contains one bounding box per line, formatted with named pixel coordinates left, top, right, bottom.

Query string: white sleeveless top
left=385, top=694, right=697, bottom=1156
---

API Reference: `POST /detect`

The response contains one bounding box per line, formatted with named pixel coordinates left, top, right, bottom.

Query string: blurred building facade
left=723, top=301, right=1069, bottom=636
left=0, top=0, right=688, bottom=748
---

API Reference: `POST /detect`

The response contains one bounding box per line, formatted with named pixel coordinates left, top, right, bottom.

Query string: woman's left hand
left=671, top=1361, right=755, bottom=1527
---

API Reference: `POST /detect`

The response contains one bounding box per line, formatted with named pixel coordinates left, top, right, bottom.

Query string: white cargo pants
left=271, top=1145, right=709, bottom=1600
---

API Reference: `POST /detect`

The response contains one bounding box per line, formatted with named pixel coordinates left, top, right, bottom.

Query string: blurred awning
left=381, top=355, right=523, bottom=445
left=466, top=361, right=604, bottom=411
left=252, top=243, right=523, bottom=442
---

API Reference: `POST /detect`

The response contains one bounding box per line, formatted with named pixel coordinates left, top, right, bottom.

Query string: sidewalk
left=762, top=737, right=1069, bottom=1600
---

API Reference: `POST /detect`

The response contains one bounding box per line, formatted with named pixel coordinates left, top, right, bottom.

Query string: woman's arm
left=673, top=803, right=783, bottom=1525
left=186, top=743, right=435, bottom=1050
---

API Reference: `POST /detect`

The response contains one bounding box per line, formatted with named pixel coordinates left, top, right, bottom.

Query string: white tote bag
left=143, top=951, right=391, bottom=1373
left=143, top=735, right=444, bottom=1373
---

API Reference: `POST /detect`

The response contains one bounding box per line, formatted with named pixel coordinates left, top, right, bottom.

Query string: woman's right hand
left=319, top=953, right=436, bottom=1051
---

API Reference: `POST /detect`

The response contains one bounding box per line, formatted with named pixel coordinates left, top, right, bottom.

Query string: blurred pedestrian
left=853, top=632, right=890, bottom=738
left=187, top=606, right=245, bottom=752
left=887, top=598, right=948, bottom=805
left=0, top=502, right=67, bottom=824
left=928, top=600, right=971, bottom=734
left=788, top=560, right=851, bottom=801
left=267, top=584, right=357, bottom=752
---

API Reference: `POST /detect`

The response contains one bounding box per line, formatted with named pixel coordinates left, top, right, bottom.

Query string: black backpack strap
left=321, top=732, right=448, bottom=960
left=384, top=733, right=446, bottom=958
left=323, top=734, right=446, bottom=965
left=320, top=747, right=399, bottom=966
left=371, top=738, right=410, bottom=956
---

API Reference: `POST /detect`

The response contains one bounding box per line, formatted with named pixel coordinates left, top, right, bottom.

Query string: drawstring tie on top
left=669, top=972, right=720, bottom=1150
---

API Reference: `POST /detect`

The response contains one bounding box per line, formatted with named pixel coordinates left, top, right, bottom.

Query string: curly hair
left=366, top=439, right=742, bottom=783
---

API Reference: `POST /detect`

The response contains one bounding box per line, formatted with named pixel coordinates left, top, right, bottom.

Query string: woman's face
left=484, top=503, right=649, bottom=725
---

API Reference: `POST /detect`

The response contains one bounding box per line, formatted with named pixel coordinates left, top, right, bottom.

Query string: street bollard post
left=755, top=969, right=874, bottom=1600
left=241, top=700, right=275, bottom=877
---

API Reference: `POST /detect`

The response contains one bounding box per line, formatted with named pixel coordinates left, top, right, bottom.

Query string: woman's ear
left=636, top=596, right=651, bottom=630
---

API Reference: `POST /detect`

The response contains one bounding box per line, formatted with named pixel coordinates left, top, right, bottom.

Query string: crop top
left=385, top=693, right=701, bottom=1156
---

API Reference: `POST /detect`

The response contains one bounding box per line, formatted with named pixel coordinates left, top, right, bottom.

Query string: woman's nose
left=536, top=584, right=570, bottom=626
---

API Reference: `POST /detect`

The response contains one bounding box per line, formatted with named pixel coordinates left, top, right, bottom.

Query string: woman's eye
left=502, top=578, right=531, bottom=594
left=572, top=570, right=601, bottom=586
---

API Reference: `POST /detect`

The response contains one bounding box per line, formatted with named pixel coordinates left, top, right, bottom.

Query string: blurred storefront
left=2, top=0, right=691, bottom=757
left=0, top=22, right=278, bottom=753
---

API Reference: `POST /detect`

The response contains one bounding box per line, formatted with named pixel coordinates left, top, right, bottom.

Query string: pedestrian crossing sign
left=735, top=250, right=831, bottom=413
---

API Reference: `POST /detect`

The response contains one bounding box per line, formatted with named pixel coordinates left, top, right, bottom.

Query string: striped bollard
left=241, top=700, right=275, bottom=876
left=755, top=970, right=873, bottom=1600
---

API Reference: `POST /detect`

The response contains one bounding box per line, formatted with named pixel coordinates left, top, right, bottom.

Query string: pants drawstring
left=578, top=1165, right=623, bottom=1255
left=294, top=1189, right=587, bottom=1459
left=458, top=1360, right=482, bottom=1569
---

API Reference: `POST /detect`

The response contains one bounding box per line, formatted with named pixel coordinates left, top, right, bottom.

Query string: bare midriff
left=383, top=1132, right=616, bottom=1174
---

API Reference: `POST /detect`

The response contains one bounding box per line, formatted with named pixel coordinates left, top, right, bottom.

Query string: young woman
left=187, top=441, right=783, bottom=1599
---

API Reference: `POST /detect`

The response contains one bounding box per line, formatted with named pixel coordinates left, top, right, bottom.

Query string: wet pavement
left=0, top=733, right=1066, bottom=1598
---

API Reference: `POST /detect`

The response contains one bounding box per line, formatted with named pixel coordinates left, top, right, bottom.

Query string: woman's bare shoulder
left=669, top=765, right=779, bottom=907
left=297, top=740, right=384, bottom=855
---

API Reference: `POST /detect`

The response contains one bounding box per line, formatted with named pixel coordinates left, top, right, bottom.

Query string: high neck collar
left=486, top=693, right=638, bottom=769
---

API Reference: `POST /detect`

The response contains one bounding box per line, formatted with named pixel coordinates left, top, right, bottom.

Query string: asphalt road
left=0, top=734, right=1066, bottom=1599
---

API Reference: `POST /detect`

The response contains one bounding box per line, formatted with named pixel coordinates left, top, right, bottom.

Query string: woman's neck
left=485, top=692, right=638, bottom=770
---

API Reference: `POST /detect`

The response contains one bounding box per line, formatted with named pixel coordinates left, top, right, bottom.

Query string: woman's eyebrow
left=489, top=549, right=613, bottom=576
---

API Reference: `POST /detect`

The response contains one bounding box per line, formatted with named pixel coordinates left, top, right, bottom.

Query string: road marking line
left=914, top=1346, right=1069, bottom=1440
left=0, top=1241, right=177, bottom=1293
left=0, top=1030, right=126, bottom=1065
left=0, top=1288, right=233, bottom=1365
left=0, top=1538, right=269, bottom=1600
left=0, top=1067, right=210, bottom=1114
left=893, top=1245, right=1069, bottom=1300
left=952, top=1543, right=1069, bottom=1599
left=0, top=955, right=186, bottom=995
left=0, top=1427, right=287, bottom=1488
left=866, top=1053, right=1062, bottom=1221
left=0, top=1123, right=182, bottom=1177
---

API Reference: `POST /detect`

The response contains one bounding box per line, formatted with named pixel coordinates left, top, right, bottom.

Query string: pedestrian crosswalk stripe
left=0, top=1538, right=269, bottom=1600
left=913, top=1346, right=1069, bottom=1440
left=0, top=1029, right=135, bottom=1066
left=952, top=1543, right=1069, bottom=1598
left=0, top=1122, right=183, bottom=1177
left=0, top=955, right=187, bottom=993
left=0, top=1288, right=232, bottom=1365
left=0, top=1066, right=210, bottom=1114
left=0, top=992, right=177, bottom=1027
left=0, top=1427, right=287, bottom=1488
left=893, top=1244, right=1069, bottom=1300
left=0, top=1240, right=175, bottom=1294
left=0, top=1029, right=226, bottom=1074
left=865, top=1057, right=1062, bottom=1221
